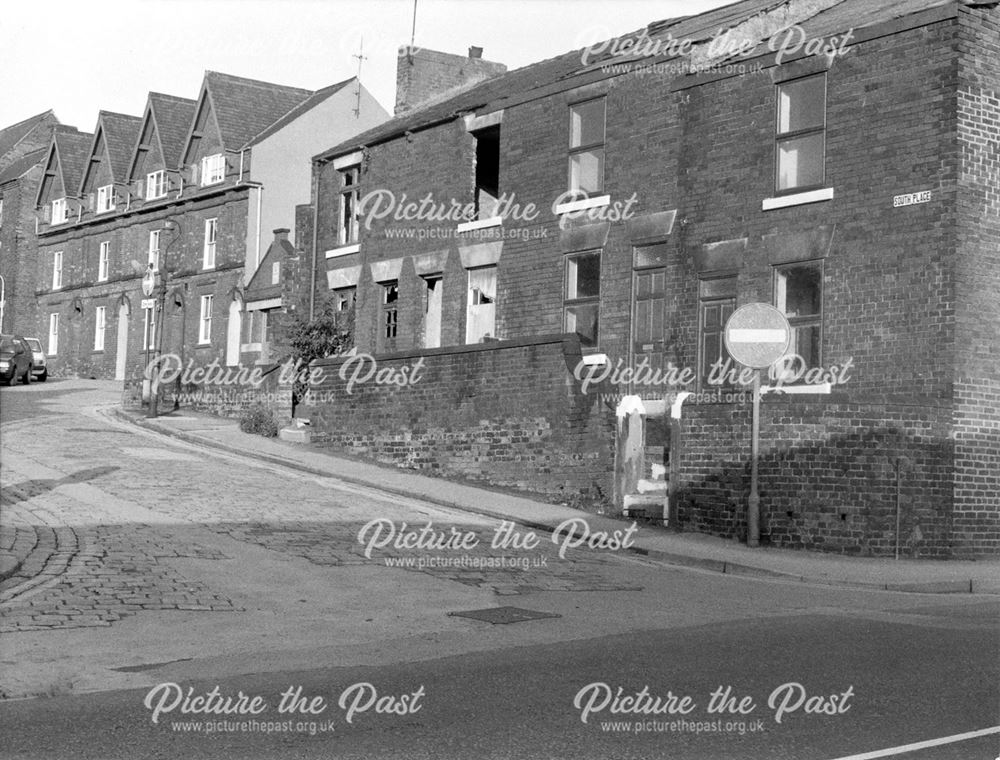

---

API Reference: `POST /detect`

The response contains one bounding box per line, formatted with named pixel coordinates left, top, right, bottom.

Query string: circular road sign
left=724, top=303, right=791, bottom=369
left=141, top=267, right=155, bottom=296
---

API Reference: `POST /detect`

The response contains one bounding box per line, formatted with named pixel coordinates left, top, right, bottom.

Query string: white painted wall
left=244, top=82, right=389, bottom=281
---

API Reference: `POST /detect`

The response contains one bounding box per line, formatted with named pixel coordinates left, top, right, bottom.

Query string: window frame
left=51, top=197, right=68, bottom=225
left=98, top=240, right=110, bottom=282
left=146, top=169, right=167, bottom=200
left=143, top=306, right=156, bottom=350
left=94, top=305, right=106, bottom=351
left=52, top=250, right=63, bottom=290
left=696, top=275, right=738, bottom=391
left=200, top=154, right=226, bottom=186
left=48, top=313, right=59, bottom=355
left=96, top=184, right=116, bottom=213
left=563, top=250, right=602, bottom=349
left=774, top=73, right=827, bottom=195
left=148, top=229, right=160, bottom=271
left=567, top=97, right=607, bottom=195
left=198, top=294, right=213, bottom=345
left=381, top=281, right=399, bottom=346
left=203, top=218, right=217, bottom=269
left=772, top=259, right=824, bottom=373
left=337, top=165, right=361, bottom=247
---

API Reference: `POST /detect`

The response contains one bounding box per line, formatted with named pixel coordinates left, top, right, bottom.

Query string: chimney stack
left=395, top=47, right=506, bottom=116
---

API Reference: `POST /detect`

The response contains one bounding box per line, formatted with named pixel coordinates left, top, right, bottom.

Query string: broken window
left=381, top=281, right=399, bottom=352
left=473, top=126, right=500, bottom=220
left=774, top=261, right=823, bottom=370
left=568, top=98, right=606, bottom=195
left=338, top=166, right=360, bottom=246
left=465, top=266, right=496, bottom=344
left=334, top=286, right=356, bottom=313
left=424, top=276, right=442, bottom=349
left=564, top=251, right=601, bottom=347
left=698, top=276, right=736, bottom=388
left=776, top=74, right=826, bottom=192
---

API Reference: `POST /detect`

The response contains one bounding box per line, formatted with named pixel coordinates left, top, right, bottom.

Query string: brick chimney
left=395, top=47, right=506, bottom=115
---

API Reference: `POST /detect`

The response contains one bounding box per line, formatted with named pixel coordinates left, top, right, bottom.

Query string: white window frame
left=98, top=241, right=110, bottom=281
left=96, top=185, right=116, bottom=213
left=200, top=154, right=225, bottom=186
left=198, top=294, right=213, bottom=344
left=203, top=218, right=217, bottom=269
left=48, top=313, right=59, bottom=355
left=52, top=251, right=63, bottom=290
left=337, top=165, right=360, bottom=247
left=143, top=306, right=156, bottom=350
left=148, top=230, right=160, bottom=271
left=51, top=197, right=68, bottom=225
left=146, top=170, right=167, bottom=200
left=94, top=306, right=106, bottom=351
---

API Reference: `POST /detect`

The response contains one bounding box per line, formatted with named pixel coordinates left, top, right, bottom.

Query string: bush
left=239, top=405, right=279, bottom=437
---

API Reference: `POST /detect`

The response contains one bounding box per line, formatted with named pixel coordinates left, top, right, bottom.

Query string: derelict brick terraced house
left=31, top=72, right=388, bottom=401
left=296, top=0, right=999, bottom=557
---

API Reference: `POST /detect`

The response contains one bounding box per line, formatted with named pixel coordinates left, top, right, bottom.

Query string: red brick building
left=32, top=72, right=388, bottom=387
left=0, top=110, right=61, bottom=335
left=298, top=0, right=999, bottom=557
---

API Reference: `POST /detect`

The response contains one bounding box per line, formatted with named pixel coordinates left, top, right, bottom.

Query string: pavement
left=52, top=403, right=993, bottom=597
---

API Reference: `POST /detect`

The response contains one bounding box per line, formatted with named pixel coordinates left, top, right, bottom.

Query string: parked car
left=0, top=334, right=33, bottom=385
left=23, top=338, right=47, bottom=381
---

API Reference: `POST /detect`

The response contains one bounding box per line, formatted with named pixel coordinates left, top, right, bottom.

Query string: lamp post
left=147, top=219, right=181, bottom=418
left=0, top=274, right=6, bottom=333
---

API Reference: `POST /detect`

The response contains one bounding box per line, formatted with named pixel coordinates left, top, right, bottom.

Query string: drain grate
left=448, top=606, right=561, bottom=625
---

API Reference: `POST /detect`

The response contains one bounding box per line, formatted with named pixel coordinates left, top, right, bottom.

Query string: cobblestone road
left=1, top=385, right=641, bottom=636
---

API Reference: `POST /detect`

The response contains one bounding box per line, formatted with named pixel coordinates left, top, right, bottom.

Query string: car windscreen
left=0, top=337, right=16, bottom=352
left=25, top=339, right=41, bottom=351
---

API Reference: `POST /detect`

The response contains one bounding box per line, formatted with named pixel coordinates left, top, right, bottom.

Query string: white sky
left=1, top=0, right=732, bottom=132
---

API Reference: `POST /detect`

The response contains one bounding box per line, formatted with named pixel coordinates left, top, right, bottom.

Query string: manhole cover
left=448, top=606, right=561, bottom=625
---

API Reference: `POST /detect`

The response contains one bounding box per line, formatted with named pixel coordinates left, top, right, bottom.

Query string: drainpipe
left=309, top=161, right=320, bottom=321
left=666, top=392, right=693, bottom=528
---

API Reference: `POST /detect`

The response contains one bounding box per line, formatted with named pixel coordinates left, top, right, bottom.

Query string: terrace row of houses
left=1, top=0, right=997, bottom=557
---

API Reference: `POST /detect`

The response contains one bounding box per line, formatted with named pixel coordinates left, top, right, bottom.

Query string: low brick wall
left=121, top=362, right=291, bottom=421
left=674, top=396, right=963, bottom=557
left=302, top=334, right=615, bottom=501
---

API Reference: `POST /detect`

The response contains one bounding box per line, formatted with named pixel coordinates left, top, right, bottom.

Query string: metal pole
left=147, top=282, right=166, bottom=418
left=0, top=274, right=6, bottom=333
left=748, top=370, right=761, bottom=547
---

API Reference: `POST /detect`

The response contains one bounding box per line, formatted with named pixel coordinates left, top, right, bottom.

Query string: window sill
left=200, top=179, right=224, bottom=188
left=196, top=341, right=212, bottom=347
left=326, top=243, right=360, bottom=258
left=762, top=187, right=834, bottom=211
left=555, top=194, right=610, bottom=215
left=202, top=265, right=216, bottom=271
left=241, top=343, right=262, bottom=352
left=456, top=216, right=502, bottom=233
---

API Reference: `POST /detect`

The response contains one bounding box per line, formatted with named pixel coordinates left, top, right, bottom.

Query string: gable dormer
left=181, top=86, right=227, bottom=188
left=127, top=93, right=197, bottom=202
left=79, top=111, right=141, bottom=215
left=35, top=129, right=92, bottom=227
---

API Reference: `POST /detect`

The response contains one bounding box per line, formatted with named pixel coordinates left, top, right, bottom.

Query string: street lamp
left=147, top=218, right=181, bottom=418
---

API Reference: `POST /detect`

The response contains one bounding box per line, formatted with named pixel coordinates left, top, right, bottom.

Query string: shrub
left=239, top=405, right=279, bottom=437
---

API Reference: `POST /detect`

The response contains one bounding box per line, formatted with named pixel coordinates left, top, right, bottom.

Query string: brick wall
left=0, top=169, right=43, bottom=335
left=304, top=334, right=615, bottom=501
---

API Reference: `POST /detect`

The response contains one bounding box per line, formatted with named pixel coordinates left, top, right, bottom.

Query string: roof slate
left=204, top=71, right=313, bottom=150
left=244, top=78, right=355, bottom=148
left=0, top=147, right=46, bottom=185
left=98, top=111, right=143, bottom=183
left=316, top=0, right=970, bottom=160
left=148, top=93, right=197, bottom=168
left=56, top=130, right=95, bottom=197
left=0, top=110, right=56, bottom=167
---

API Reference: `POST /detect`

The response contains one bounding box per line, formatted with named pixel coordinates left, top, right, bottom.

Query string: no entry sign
left=724, top=303, right=791, bottom=369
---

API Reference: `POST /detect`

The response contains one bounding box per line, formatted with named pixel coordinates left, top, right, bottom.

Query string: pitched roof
left=0, top=147, right=46, bottom=185
left=55, top=129, right=95, bottom=197
left=243, top=77, right=355, bottom=148
left=148, top=93, right=197, bottom=168
left=98, top=111, right=143, bottom=183
left=203, top=71, right=313, bottom=150
left=0, top=110, right=57, bottom=166
left=316, top=0, right=972, bottom=160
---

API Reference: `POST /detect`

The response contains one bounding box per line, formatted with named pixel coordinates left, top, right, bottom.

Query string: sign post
left=724, top=303, right=791, bottom=547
